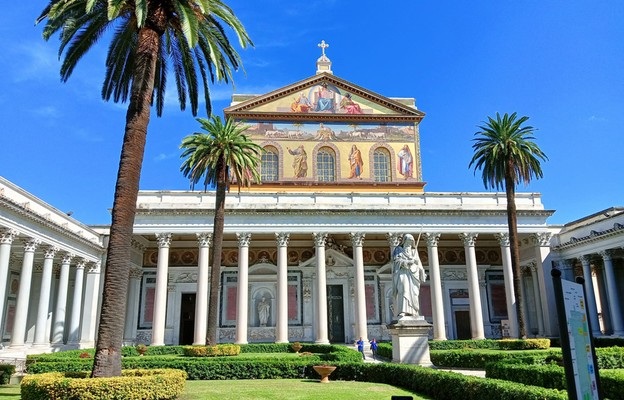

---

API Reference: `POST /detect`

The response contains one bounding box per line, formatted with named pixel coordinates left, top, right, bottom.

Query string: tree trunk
left=505, top=160, right=527, bottom=339
left=92, top=16, right=163, bottom=377
left=207, top=159, right=227, bottom=345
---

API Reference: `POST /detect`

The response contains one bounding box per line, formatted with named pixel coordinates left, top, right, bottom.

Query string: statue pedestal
left=387, top=317, right=433, bottom=366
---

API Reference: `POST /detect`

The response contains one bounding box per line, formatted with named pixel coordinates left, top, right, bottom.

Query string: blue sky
left=1, top=1, right=622, bottom=225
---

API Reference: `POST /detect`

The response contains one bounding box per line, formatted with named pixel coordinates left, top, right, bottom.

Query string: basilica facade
left=0, top=48, right=622, bottom=353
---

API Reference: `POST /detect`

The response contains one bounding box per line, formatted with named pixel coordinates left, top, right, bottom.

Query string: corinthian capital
left=350, top=232, right=365, bottom=247
left=0, top=229, right=19, bottom=245
left=155, top=233, right=172, bottom=248
left=385, top=233, right=401, bottom=249
left=275, top=232, right=290, bottom=247
left=236, top=232, right=251, bottom=247
left=459, top=233, right=478, bottom=247
left=424, top=233, right=441, bottom=247
left=531, top=232, right=552, bottom=247
left=22, top=238, right=42, bottom=252
left=312, top=232, right=328, bottom=247
left=494, top=232, right=510, bottom=247
left=196, top=233, right=212, bottom=248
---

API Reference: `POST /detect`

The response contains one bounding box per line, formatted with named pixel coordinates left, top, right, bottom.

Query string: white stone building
left=0, top=49, right=622, bottom=353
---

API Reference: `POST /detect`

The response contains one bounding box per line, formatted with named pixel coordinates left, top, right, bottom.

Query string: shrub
left=183, top=344, right=241, bottom=357
left=21, top=368, right=186, bottom=400
left=596, top=347, right=624, bottom=369
left=377, top=342, right=392, bottom=359
left=428, top=339, right=550, bottom=351
left=601, top=369, right=624, bottom=400
left=486, top=361, right=624, bottom=400
left=0, top=363, right=16, bottom=385
left=430, top=349, right=560, bottom=369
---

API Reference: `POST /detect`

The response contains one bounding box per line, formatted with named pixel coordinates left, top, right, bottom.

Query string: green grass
left=0, top=384, right=20, bottom=399
left=1, top=380, right=427, bottom=400
left=180, top=379, right=429, bottom=400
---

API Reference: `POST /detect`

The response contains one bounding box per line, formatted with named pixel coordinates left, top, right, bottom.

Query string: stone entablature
left=0, top=177, right=103, bottom=257
left=137, top=191, right=547, bottom=213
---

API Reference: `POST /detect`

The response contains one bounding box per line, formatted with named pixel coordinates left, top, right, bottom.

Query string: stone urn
left=313, top=365, right=337, bottom=383
left=291, top=342, right=303, bottom=353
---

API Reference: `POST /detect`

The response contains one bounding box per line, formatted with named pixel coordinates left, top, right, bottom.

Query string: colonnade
left=0, top=228, right=101, bottom=349
left=558, top=249, right=624, bottom=336
left=148, top=230, right=528, bottom=345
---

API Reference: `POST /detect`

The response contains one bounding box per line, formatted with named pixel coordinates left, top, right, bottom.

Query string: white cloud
left=154, top=152, right=178, bottom=162
left=588, top=115, right=607, bottom=122
left=10, top=42, right=59, bottom=83
left=32, top=105, right=61, bottom=119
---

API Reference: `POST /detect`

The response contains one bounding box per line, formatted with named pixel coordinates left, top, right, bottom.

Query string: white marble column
left=313, top=232, right=329, bottom=344
left=152, top=233, right=172, bottom=346
left=235, top=233, right=251, bottom=344
left=79, top=261, right=101, bottom=348
left=459, top=233, right=485, bottom=339
left=495, top=233, right=518, bottom=338
left=194, top=233, right=212, bottom=345
left=33, top=246, right=58, bottom=346
left=0, top=229, right=18, bottom=336
left=10, top=238, right=41, bottom=347
left=600, top=250, right=623, bottom=335
left=275, top=233, right=290, bottom=343
left=425, top=233, right=446, bottom=340
left=578, top=255, right=600, bottom=336
left=52, top=253, right=73, bottom=344
left=351, top=232, right=368, bottom=342
left=67, top=259, right=86, bottom=345
left=123, top=267, right=143, bottom=345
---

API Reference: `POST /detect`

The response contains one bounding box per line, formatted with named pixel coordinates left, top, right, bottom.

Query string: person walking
left=369, top=338, right=378, bottom=360
left=356, top=337, right=366, bottom=360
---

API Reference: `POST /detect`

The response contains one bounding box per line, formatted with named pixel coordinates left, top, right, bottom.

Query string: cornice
left=135, top=207, right=552, bottom=218
left=0, top=197, right=104, bottom=254
left=553, top=223, right=624, bottom=251
left=224, top=73, right=425, bottom=122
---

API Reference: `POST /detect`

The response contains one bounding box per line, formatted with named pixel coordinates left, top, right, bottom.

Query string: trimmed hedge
left=486, top=361, right=624, bottom=400
left=21, top=368, right=186, bottom=400
left=377, top=342, right=392, bottom=359
left=431, top=349, right=560, bottom=369
left=0, top=363, right=16, bottom=385
left=428, top=338, right=550, bottom=351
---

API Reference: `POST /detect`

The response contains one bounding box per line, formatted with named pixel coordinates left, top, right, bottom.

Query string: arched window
left=261, top=147, right=279, bottom=182
left=317, top=148, right=336, bottom=182
left=373, top=148, right=391, bottom=182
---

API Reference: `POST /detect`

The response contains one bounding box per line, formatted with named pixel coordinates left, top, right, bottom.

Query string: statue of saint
left=392, top=234, right=427, bottom=319
left=257, top=296, right=270, bottom=326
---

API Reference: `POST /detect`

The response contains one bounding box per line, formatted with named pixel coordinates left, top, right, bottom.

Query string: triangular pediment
left=298, top=248, right=354, bottom=268
left=224, top=73, right=425, bottom=123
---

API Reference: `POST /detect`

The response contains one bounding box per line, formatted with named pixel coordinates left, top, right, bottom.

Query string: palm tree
left=469, top=112, right=547, bottom=339
left=180, top=116, right=261, bottom=345
left=37, top=0, right=252, bottom=377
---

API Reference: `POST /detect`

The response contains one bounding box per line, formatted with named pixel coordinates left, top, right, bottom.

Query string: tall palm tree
left=180, top=116, right=261, bottom=345
left=469, top=112, right=547, bottom=339
left=37, top=0, right=252, bottom=377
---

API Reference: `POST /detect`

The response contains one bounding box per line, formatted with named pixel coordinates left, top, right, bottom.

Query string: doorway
left=327, top=285, right=345, bottom=343
left=454, top=309, right=471, bottom=340
left=179, top=293, right=196, bottom=345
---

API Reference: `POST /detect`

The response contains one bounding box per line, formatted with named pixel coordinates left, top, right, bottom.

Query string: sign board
left=561, top=279, right=599, bottom=400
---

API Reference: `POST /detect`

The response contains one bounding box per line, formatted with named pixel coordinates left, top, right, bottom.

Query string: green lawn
left=1, top=380, right=427, bottom=400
